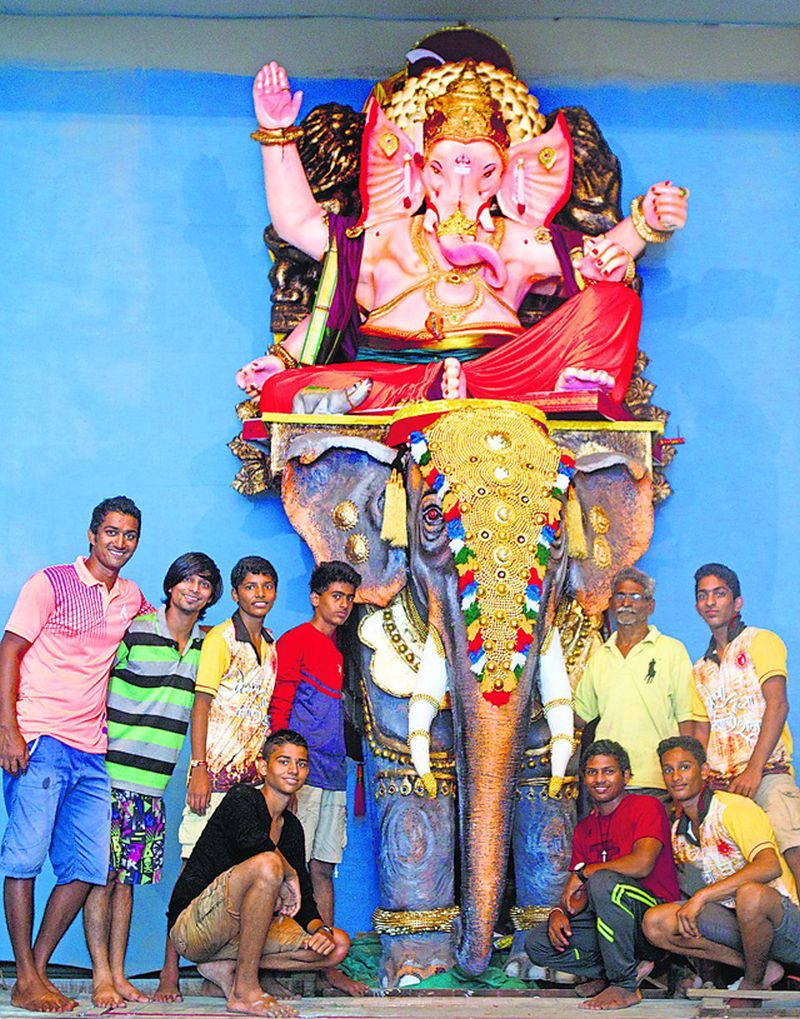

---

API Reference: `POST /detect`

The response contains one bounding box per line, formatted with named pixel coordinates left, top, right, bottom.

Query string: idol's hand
left=580, top=234, right=633, bottom=283
left=253, top=62, right=304, bottom=129
left=642, top=181, right=689, bottom=233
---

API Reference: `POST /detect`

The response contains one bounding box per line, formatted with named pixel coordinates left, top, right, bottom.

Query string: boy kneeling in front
left=166, top=729, right=352, bottom=1018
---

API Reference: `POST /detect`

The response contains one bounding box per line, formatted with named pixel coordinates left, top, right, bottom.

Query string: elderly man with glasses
left=574, top=567, right=694, bottom=803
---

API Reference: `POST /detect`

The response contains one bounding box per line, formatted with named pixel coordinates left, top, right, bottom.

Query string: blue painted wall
left=0, top=66, right=797, bottom=972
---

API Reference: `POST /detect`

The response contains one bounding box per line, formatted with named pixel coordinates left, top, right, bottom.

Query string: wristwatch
left=573, top=862, right=589, bottom=884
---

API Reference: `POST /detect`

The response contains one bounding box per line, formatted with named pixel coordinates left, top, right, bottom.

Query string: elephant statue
left=280, top=400, right=654, bottom=985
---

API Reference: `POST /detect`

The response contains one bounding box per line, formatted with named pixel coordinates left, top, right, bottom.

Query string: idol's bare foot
left=580, top=985, right=642, bottom=1010
left=321, top=966, right=369, bottom=996
left=555, top=367, right=615, bottom=394
left=442, top=358, right=468, bottom=400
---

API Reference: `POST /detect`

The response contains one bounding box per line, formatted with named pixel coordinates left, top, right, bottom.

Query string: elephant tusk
left=540, top=625, right=574, bottom=783
left=408, top=629, right=448, bottom=796
left=423, top=207, right=439, bottom=234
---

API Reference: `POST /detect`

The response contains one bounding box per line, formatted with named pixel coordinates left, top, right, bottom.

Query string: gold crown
left=423, top=61, right=510, bottom=158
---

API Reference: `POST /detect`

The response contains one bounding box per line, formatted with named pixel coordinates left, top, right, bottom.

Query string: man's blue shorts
left=0, top=735, right=111, bottom=885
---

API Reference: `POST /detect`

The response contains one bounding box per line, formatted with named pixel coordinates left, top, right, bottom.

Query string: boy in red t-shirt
left=270, top=561, right=366, bottom=996
left=525, top=739, right=679, bottom=1010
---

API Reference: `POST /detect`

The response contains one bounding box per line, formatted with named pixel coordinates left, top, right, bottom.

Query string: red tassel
left=354, top=763, right=366, bottom=817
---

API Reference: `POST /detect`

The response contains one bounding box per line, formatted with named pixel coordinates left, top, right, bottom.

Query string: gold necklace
left=411, top=217, right=506, bottom=327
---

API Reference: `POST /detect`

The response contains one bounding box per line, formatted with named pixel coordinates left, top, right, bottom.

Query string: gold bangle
left=373, top=905, right=460, bottom=935
left=543, top=697, right=573, bottom=711
left=250, top=125, right=303, bottom=147
left=267, top=343, right=298, bottom=370
left=623, top=255, right=637, bottom=286
left=547, top=733, right=578, bottom=749
left=408, top=730, right=431, bottom=743
left=409, top=693, right=441, bottom=710
left=630, top=194, right=672, bottom=244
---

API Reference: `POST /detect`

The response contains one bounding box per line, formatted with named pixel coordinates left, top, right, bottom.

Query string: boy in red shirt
left=525, top=739, right=679, bottom=1010
left=270, top=561, right=365, bottom=996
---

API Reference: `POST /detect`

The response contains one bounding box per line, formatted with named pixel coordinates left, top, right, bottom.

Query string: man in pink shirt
left=0, top=496, right=148, bottom=1014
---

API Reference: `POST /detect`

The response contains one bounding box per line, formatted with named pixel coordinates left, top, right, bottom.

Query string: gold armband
left=268, top=343, right=298, bottom=370
left=543, top=697, right=573, bottom=711
left=250, top=125, right=303, bottom=147
left=409, top=693, right=441, bottom=711
left=630, top=195, right=672, bottom=244
left=408, top=730, right=431, bottom=744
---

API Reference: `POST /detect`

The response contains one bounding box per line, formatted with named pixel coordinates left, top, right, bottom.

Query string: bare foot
left=321, top=966, right=369, bottom=996
left=576, top=978, right=607, bottom=998
left=580, top=985, right=642, bottom=1010
left=555, top=367, right=615, bottom=394
left=11, top=976, right=73, bottom=1014
left=260, top=973, right=295, bottom=1000
left=728, top=964, right=785, bottom=1009
left=227, top=990, right=298, bottom=1017
left=40, top=976, right=78, bottom=1011
left=442, top=358, right=467, bottom=400
left=91, top=979, right=123, bottom=1009
left=197, top=959, right=236, bottom=999
left=114, top=975, right=151, bottom=1002
left=153, top=974, right=182, bottom=1002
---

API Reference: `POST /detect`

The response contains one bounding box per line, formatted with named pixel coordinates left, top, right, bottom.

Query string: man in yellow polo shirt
left=690, top=563, right=800, bottom=889
left=574, top=567, right=694, bottom=800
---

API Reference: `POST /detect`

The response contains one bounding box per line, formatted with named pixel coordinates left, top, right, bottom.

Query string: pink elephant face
left=420, top=137, right=506, bottom=227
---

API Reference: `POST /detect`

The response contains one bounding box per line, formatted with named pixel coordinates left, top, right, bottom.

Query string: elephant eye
left=423, top=504, right=442, bottom=525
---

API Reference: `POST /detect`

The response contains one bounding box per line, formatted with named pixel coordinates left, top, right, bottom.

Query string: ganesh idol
left=237, top=59, right=689, bottom=415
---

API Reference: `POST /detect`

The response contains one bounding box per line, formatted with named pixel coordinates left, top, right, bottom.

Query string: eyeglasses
left=612, top=591, right=649, bottom=603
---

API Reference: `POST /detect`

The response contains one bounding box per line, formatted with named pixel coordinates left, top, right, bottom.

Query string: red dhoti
left=260, top=282, right=641, bottom=414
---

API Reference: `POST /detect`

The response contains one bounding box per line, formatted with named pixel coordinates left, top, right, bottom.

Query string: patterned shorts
left=109, top=788, right=165, bottom=885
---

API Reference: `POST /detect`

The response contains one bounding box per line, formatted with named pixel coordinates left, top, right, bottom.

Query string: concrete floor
left=1, top=986, right=799, bottom=1019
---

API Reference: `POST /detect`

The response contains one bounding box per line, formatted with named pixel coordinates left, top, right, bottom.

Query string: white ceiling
left=3, top=0, right=800, bottom=23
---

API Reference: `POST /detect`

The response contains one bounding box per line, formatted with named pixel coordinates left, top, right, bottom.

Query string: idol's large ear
left=351, top=99, right=423, bottom=234
left=497, top=112, right=573, bottom=227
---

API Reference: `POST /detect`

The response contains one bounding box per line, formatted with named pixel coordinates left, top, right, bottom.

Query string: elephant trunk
left=451, top=661, right=535, bottom=975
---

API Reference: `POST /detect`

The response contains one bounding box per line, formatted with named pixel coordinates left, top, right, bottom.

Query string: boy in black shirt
left=167, top=729, right=352, bottom=1017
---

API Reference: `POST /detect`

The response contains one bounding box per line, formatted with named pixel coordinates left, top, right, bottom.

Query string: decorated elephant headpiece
left=403, top=403, right=574, bottom=708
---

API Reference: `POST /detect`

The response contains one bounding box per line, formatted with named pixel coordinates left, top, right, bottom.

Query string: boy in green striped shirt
left=82, top=552, right=222, bottom=1009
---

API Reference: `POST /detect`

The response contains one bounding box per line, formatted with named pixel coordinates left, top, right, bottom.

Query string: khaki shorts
left=169, top=865, right=307, bottom=963
left=756, top=773, right=800, bottom=854
left=178, top=791, right=227, bottom=860
left=294, top=785, right=347, bottom=864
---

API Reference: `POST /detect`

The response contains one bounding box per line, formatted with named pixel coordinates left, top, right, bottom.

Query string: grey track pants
left=524, top=869, right=665, bottom=990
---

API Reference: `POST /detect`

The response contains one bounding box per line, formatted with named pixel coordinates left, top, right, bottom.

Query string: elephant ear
left=497, top=112, right=573, bottom=227
left=281, top=434, right=408, bottom=606
left=568, top=448, right=653, bottom=616
left=351, top=98, right=423, bottom=234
